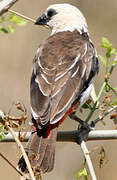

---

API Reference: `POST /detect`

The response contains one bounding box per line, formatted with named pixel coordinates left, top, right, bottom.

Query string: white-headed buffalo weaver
left=18, top=3, right=99, bottom=174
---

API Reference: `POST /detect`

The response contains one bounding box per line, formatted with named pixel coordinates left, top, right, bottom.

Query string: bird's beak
left=35, top=14, right=48, bottom=25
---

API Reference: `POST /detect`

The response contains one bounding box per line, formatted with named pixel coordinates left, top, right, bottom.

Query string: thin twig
left=0, top=110, right=35, bottom=179
left=85, top=83, right=106, bottom=123
left=8, top=9, right=36, bottom=23
left=93, top=106, right=117, bottom=124
left=0, top=152, right=30, bottom=180
left=107, top=83, right=117, bottom=96
left=5, top=122, right=35, bottom=180
left=0, top=152, right=23, bottom=176
left=80, top=141, right=97, bottom=180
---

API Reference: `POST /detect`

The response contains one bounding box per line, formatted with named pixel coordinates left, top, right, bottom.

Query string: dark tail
left=18, top=128, right=57, bottom=174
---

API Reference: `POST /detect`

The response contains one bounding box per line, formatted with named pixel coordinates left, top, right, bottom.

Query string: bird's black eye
left=47, top=9, right=57, bottom=18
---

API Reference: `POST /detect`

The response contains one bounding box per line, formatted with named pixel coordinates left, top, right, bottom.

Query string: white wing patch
left=38, top=58, right=44, bottom=70
left=82, top=43, right=87, bottom=57
left=31, top=107, right=39, bottom=120
left=55, top=70, right=68, bottom=82
left=41, top=73, right=52, bottom=85
left=81, top=65, right=86, bottom=78
left=68, top=55, right=80, bottom=70
left=72, top=66, right=79, bottom=78
left=80, top=83, right=93, bottom=107
left=35, top=76, right=48, bottom=96
left=55, top=54, right=80, bottom=82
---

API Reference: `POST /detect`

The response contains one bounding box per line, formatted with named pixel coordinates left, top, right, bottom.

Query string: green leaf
left=9, top=13, right=27, bottom=26
left=77, top=167, right=88, bottom=179
left=112, top=56, right=117, bottom=65
left=99, top=55, right=106, bottom=65
left=100, top=38, right=117, bottom=59
left=106, top=48, right=115, bottom=58
left=110, top=48, right=116, bottom=55
left=101, top=37, right=112, bottom=49
left=0, top=26, right=8, bottom=33
left=106, top=49, right=111, bottom=58
left=7, top=25, right=15, bottom=33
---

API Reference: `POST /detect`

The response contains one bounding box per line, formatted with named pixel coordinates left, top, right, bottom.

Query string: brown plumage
left=18, top=4, right=99, bottom=175
left=31, top=30, right=95, bottom=125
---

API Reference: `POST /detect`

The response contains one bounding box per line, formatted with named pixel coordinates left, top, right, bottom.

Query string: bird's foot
left=69, top=113, right=96, bottom=144
left=69, top=112, right=95, bottom=131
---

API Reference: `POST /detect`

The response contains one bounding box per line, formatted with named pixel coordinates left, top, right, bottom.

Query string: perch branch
left=2, top=106, right=117, bottom=142
left=0, top=0, right=19, bottom=15
left=80, top=141, right=97, bottom=180
left=1, top=130, right=117, bottom=142
left=57, top=130, right=117, bottom=142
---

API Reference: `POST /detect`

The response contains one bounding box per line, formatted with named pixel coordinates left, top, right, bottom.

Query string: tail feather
left=18, top=128, right=57, bottom=174
left=46, top=146, right=55, bottom=173
left=39, top=130, right=56, bottom=173
left=28, top=134, right=48, bottom=167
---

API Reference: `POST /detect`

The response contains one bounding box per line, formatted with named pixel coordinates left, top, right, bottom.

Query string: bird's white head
left=35, top=3, right=88, bottom=35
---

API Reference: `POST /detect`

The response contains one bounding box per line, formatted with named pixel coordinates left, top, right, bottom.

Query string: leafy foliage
left=83, top=38, right=117, bottom=121
left=77, top=39, right=117, bottom=179
left=9, top=13, right=27, bottom=26
left=97, top=38, right=117, bottom=124
left=99, top=37, right=117, bottom=74
left=82, top=38, right=117, bottom=114
left=100, top=38, right=117, bottom=97
left=0, top=12, right=27, bottom=34
left=0, top=26, right=8, bottom=33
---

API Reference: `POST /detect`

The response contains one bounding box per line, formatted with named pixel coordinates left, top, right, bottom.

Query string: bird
left=18, top=3, right=99, bottom=174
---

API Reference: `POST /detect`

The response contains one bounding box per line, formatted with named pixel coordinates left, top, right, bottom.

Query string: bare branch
left=0, top=0, right=36, bottom=24
left=5, top=122, right=36, bottom=180
left=57, top=130, right=117, bottom=142
left=0, top=152, right=26, bottom=177
left=1, top=130, right=117, bottom=142
left=0, top=0, right=19, bottom=15
left=80, top=141, right=97, bottom=180
left=93, top=106, right=117, bottom=125
left=8, top=9, right=36, bottom=23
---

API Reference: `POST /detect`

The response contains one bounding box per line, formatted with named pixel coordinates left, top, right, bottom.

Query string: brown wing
left=30, top=30, right=96, bottom=126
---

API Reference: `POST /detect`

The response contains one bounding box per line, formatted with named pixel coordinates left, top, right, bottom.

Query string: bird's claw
left=69, top=112, right=95, bottom=131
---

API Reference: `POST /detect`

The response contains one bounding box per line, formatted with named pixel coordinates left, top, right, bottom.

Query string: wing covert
left=30, top=30, right=98, bottom=126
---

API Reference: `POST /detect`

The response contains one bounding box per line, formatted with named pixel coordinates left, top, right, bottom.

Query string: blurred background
left=0, top=0, right=117, bottom=179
